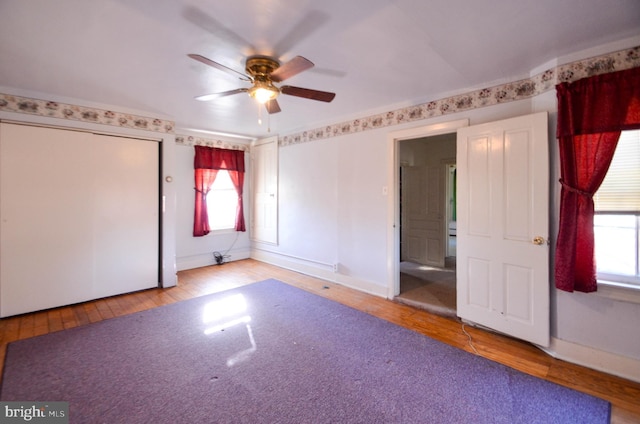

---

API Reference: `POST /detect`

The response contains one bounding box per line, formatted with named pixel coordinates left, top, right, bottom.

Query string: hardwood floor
left=1, top=259, right=639, bottom=423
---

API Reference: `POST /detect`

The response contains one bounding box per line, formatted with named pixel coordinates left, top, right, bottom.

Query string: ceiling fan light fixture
left=249, top=82, right=279, bottom=104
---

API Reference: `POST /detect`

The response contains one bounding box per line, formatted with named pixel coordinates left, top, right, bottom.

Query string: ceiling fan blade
left=183, top=6, right=255, bottom=55
left=270, top=56, right=314, bottom=82
left=265, top=99, right=281, bottom=114
left=195, top=88, right=248, bottom=101
left=272, top=10, right=330, bottom=57
left=280, top=86, right=336, bottom=102
left=188, top=54, right=249, bottom=81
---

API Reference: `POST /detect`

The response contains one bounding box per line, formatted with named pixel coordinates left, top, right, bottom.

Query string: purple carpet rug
left=1, top=279, right=609, bottom=423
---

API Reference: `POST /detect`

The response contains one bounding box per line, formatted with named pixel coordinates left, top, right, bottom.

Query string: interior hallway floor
left=396, top=257, right=457, bottom=318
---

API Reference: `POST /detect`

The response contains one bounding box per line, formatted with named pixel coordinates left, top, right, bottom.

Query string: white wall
left=258, top=100, right=533, bottom=294
left=276, top=139, right=338, bottom=267
left=257, top=40, right=640, bottom=380
left=336, top=131, right=389, bottom=290
left=253, top=128, right=391, bottom=296
left=174, top=142, right=252, bottom=271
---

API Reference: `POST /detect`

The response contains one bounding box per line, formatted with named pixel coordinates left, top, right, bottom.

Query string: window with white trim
left=594, top=129, right=640, bottom=287
left=206, top=170, right=237, bottom=231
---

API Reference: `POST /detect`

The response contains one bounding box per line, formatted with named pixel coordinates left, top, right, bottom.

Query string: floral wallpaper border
left=1, top=46, right=638, bottom=146
left=175, top=134, right=249, bottom=151
left=279, top=45, right=640, bottom=147
left=0, top=94, right=175, bottom=134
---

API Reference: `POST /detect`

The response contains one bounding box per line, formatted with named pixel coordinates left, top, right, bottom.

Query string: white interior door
left=251, top=136, right=278, bottom=244
left=456, top=112, right=549, bottom=347
left=402, top=166, right=445, bottom=266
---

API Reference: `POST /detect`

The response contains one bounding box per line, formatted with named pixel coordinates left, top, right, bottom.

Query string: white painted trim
left=177, top=127, right=256, bottom=142
left=541, top=338, right=640, bottom=384
left=252, top=247, right=334, bottom=269
left=251, top=249, right=387, bottom=298
left=596, top=281, right=640, bottom=304
left=2, top=118, right=162, bottom=142
left=386, top=119, right=470, bottom=299
left=334, top=273, right=388, bottom=298
left=252, top=134, right=279, bottom=147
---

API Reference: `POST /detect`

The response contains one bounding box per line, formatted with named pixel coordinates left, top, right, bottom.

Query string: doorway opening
left=395, top=133, right=457, bottom=317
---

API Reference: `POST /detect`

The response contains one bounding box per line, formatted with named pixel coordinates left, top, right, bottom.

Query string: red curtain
left=193, top=146, right=246, bottom=236
left=228, top=170, right=246, bottom=232
left=555, top=67, right=640, bottom=292
left=193, top=168, right=219, bottom=236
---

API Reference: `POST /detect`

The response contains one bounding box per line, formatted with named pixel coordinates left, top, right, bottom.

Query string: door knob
left=532, top=236, right=545, bottom=245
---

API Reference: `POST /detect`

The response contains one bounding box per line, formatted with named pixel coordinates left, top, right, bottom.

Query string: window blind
left=594, top=130, right=640, bottom=212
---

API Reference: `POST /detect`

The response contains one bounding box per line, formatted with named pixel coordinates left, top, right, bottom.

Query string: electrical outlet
left=333, top=263, right=339, bottom=273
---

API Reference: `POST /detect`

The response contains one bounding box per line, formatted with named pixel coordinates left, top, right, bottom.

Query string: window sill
left=596, top=280, right=640, bottom=304
left=210, top=228, right=237, bottom=234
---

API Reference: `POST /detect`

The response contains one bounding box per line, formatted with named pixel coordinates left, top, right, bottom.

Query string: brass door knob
left=533, top=236, right=545, bottom=245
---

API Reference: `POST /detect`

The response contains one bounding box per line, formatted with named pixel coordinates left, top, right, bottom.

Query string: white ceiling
left=1, top=0, right=639, bottom=139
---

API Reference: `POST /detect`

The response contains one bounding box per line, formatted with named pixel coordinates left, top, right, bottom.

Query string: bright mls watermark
left=0, top=402, right=68, bottom=423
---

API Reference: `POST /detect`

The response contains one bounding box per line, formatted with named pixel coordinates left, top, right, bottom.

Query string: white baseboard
left=176, top=249, right=251, bottom=271
left=250, top=249, right=388, bottom=298
left=542, top=338, right=640, bottom=384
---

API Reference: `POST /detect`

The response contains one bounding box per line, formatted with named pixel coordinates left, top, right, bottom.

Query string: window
left=206, top=170, right=238, bottom=231
left=193, top=146, right=245, bottom=237
left=594, top=130, right=640, bottom=287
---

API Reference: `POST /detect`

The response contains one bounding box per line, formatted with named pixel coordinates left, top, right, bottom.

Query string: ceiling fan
left=188, top=53, right=336, bottom=114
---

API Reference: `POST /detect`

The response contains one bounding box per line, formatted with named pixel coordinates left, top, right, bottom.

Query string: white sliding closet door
left=0, top=123, right=159, bottom=317
left=91, top=133, right=159, bottom=299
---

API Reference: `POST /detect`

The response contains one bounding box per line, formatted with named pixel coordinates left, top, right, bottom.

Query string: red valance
left=556, top=67, right=640, bottom=138
left=194, top=145, right=245, bottom=172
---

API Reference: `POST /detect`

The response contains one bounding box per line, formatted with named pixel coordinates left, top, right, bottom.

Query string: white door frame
left=443, top=159, right=457, bottom=257
left=386, top=119, right=469, bottom=298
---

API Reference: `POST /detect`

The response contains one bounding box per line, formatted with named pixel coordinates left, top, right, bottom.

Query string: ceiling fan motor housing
left=245, top=56, right=280, bottom=78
